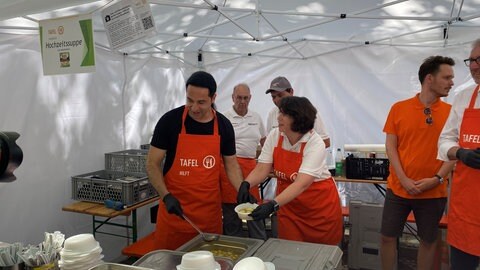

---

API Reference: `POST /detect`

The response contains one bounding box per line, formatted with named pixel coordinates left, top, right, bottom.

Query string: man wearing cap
left=147, top=71, right=245, bottom=250
left=265, top=76, right=330, bottom=148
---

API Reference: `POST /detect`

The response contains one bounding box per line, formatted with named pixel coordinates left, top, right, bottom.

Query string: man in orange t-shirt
left=381, top=56, right=456, bottom=270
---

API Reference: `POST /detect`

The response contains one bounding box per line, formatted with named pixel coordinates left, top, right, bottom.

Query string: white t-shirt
left=266, top=106, right=329, bottom=140
left=438, top=85, right=480, bottom=161
left=258, top=128, right=331, bottom=181
left=224, top=108, right=266, bottom=159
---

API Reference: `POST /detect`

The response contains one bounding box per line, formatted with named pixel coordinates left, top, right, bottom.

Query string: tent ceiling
left=0, top=0, right=479, bottom=66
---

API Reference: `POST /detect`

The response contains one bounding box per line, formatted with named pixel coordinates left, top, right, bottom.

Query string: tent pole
left=202, top=0, right=256, bottom=39
left=261, top=0, right=408, bottom=40
left=149, top=0, right=252, bottom=12
left=260, top=14, right=305, bottom=58
left=130, top=12, right=252, bottom=54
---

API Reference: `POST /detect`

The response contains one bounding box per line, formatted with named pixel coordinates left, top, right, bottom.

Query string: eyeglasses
left=464, top=56, right=480, bottom=67
left=424, top=107, right=433, bottom=125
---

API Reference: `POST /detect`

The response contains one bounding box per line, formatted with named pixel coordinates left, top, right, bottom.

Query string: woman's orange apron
left=154, top=108, right=222, bottom=250
left=273, top=134, right=343, bottom=245
left=220, top=157, right=260, bottom=203
left=448, top=86, right=480, bottom=256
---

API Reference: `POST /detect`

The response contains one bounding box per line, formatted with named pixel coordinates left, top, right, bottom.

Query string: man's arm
left=260, top=137, right=266, bottom=147
left=146, top=146, right=169, bottom=198
left=314, top=114, right=330, bottom=148
left=323, top=138, right=330, bottom=149
left=438, top=91, right=462, bottom=161
left=447, top=146, right=461, bottom=160
left=386, top=133, right=421, bottom=195
left=223, top=155, right=244, bottom=191
left=414, top=160, right=455, bottom=192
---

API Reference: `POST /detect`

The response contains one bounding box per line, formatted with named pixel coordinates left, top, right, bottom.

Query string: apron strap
left=467, top=85, right=480, bottom=109
left=276, top=132, right=309, bottom=152
left=180, top=107, right=218, bottom=135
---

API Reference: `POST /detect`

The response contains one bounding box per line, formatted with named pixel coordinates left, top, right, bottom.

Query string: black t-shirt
left=150, top=105, right=236, bottom=174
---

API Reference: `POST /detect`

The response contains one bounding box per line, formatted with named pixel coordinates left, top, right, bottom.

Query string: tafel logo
left=203, top=155, right=216, bottom=169
left=58, top=26, right=64, bottom=35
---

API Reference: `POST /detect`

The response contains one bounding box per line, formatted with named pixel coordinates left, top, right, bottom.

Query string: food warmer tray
left=252, top=238, right=343, bottom=270
left=88, top=263, right=154, bottom=270
left=176, top=234, right=264, bottom=263
left=133, top=250, right=233, bottom=270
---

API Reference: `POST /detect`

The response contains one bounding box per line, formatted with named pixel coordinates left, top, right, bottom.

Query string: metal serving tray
left=176, top=234, right=264, bottom=263
left=133, top=250, right=233, bottom=270
left=253, top=238, right=343, bottom=270
left=88, top=263, right=154, bottom=270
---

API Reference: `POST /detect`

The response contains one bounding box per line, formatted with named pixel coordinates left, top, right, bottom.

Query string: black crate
left=345, top=156, right=389, bottom=180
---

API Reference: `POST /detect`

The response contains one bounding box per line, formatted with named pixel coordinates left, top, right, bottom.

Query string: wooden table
left=62, top=196, right=159, bottom=243
left=335, top=176, right=387, bottom=196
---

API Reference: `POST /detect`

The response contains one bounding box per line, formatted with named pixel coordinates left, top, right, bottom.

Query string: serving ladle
left=182, top=214, right=220, bottom=242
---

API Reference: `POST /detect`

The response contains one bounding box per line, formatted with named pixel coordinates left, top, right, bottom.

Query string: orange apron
left=273, top=134, right=343, bottom=245
left=448, top=86, right=480, bottom=256
left=220, top=157, right=260, bottom=203
left=154, top=108, right=222, bottom=250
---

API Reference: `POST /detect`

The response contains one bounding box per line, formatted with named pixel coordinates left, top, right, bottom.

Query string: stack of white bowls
left=233, top=257, right=275, bottom=270
left=58, top=234, right=104, bottom=270
left=176, top=251, right=220, bottom=270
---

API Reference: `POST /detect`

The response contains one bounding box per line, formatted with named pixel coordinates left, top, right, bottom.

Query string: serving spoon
left=182, top=214, right=220, bottom=242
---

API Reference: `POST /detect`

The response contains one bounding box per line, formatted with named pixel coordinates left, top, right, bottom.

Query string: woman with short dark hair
left=238, top=96, right=343, bottom=244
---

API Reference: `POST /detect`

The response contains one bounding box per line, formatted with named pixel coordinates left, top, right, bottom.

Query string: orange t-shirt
left=383, top=94, right=451, bottom=199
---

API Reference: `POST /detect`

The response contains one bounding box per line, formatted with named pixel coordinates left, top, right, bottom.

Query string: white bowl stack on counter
left=176, top=251, right=220, bottom=270
left=58, top=234, right=104, bottom=270
left=233, top=257, right=275, bottom=270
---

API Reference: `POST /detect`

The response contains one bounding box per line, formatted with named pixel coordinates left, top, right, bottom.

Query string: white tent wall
left=0, top=29, right=478, bottom=262
left=0, top=33, right=187, bottom=261
left=213, top=41, right=474, bottom=147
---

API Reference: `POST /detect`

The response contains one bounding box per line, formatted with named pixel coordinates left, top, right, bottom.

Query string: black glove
left=456, top=148, right=480, bottom=169
left=237, top=181, right=257, bottom=204
left=250, top=200, right=276, bottom=220
left=163, top=193, right=183, bottom=217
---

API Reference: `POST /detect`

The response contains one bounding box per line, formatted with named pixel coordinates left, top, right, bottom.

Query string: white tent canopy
left=1, top=0, right=480, bottom=66
left=0, top=0, right=479, bottom=262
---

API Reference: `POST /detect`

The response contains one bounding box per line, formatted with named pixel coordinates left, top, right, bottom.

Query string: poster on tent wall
left=39, top=14, right=95, bottom=75
left=101, top=0, right=156, bottom=50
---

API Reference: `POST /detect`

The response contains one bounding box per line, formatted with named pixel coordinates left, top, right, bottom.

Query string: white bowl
left=63, top=234, right=98, bottom=253
left=61, top=243, right=101, bottom=256
left=233, top=257, right=275, bottom=270
left=234, top=203, right=258, bottom=221
left=176, top=251, right=220, bottom=270
left=60, top=251, right=103, bottom=264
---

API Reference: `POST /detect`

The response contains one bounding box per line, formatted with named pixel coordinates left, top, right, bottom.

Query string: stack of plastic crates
left=105, top=149, right=148, bottom=175
left=71, top=149, right=158, bottom=206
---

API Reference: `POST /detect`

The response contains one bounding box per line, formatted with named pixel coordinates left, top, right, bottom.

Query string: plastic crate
left=105, top=149, right=148, bottom=174
left=71, top=170, right=157, bottom=206
left=345, top=156, right=389, bottom=180
left=348, top=201, right=383, bottom=270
